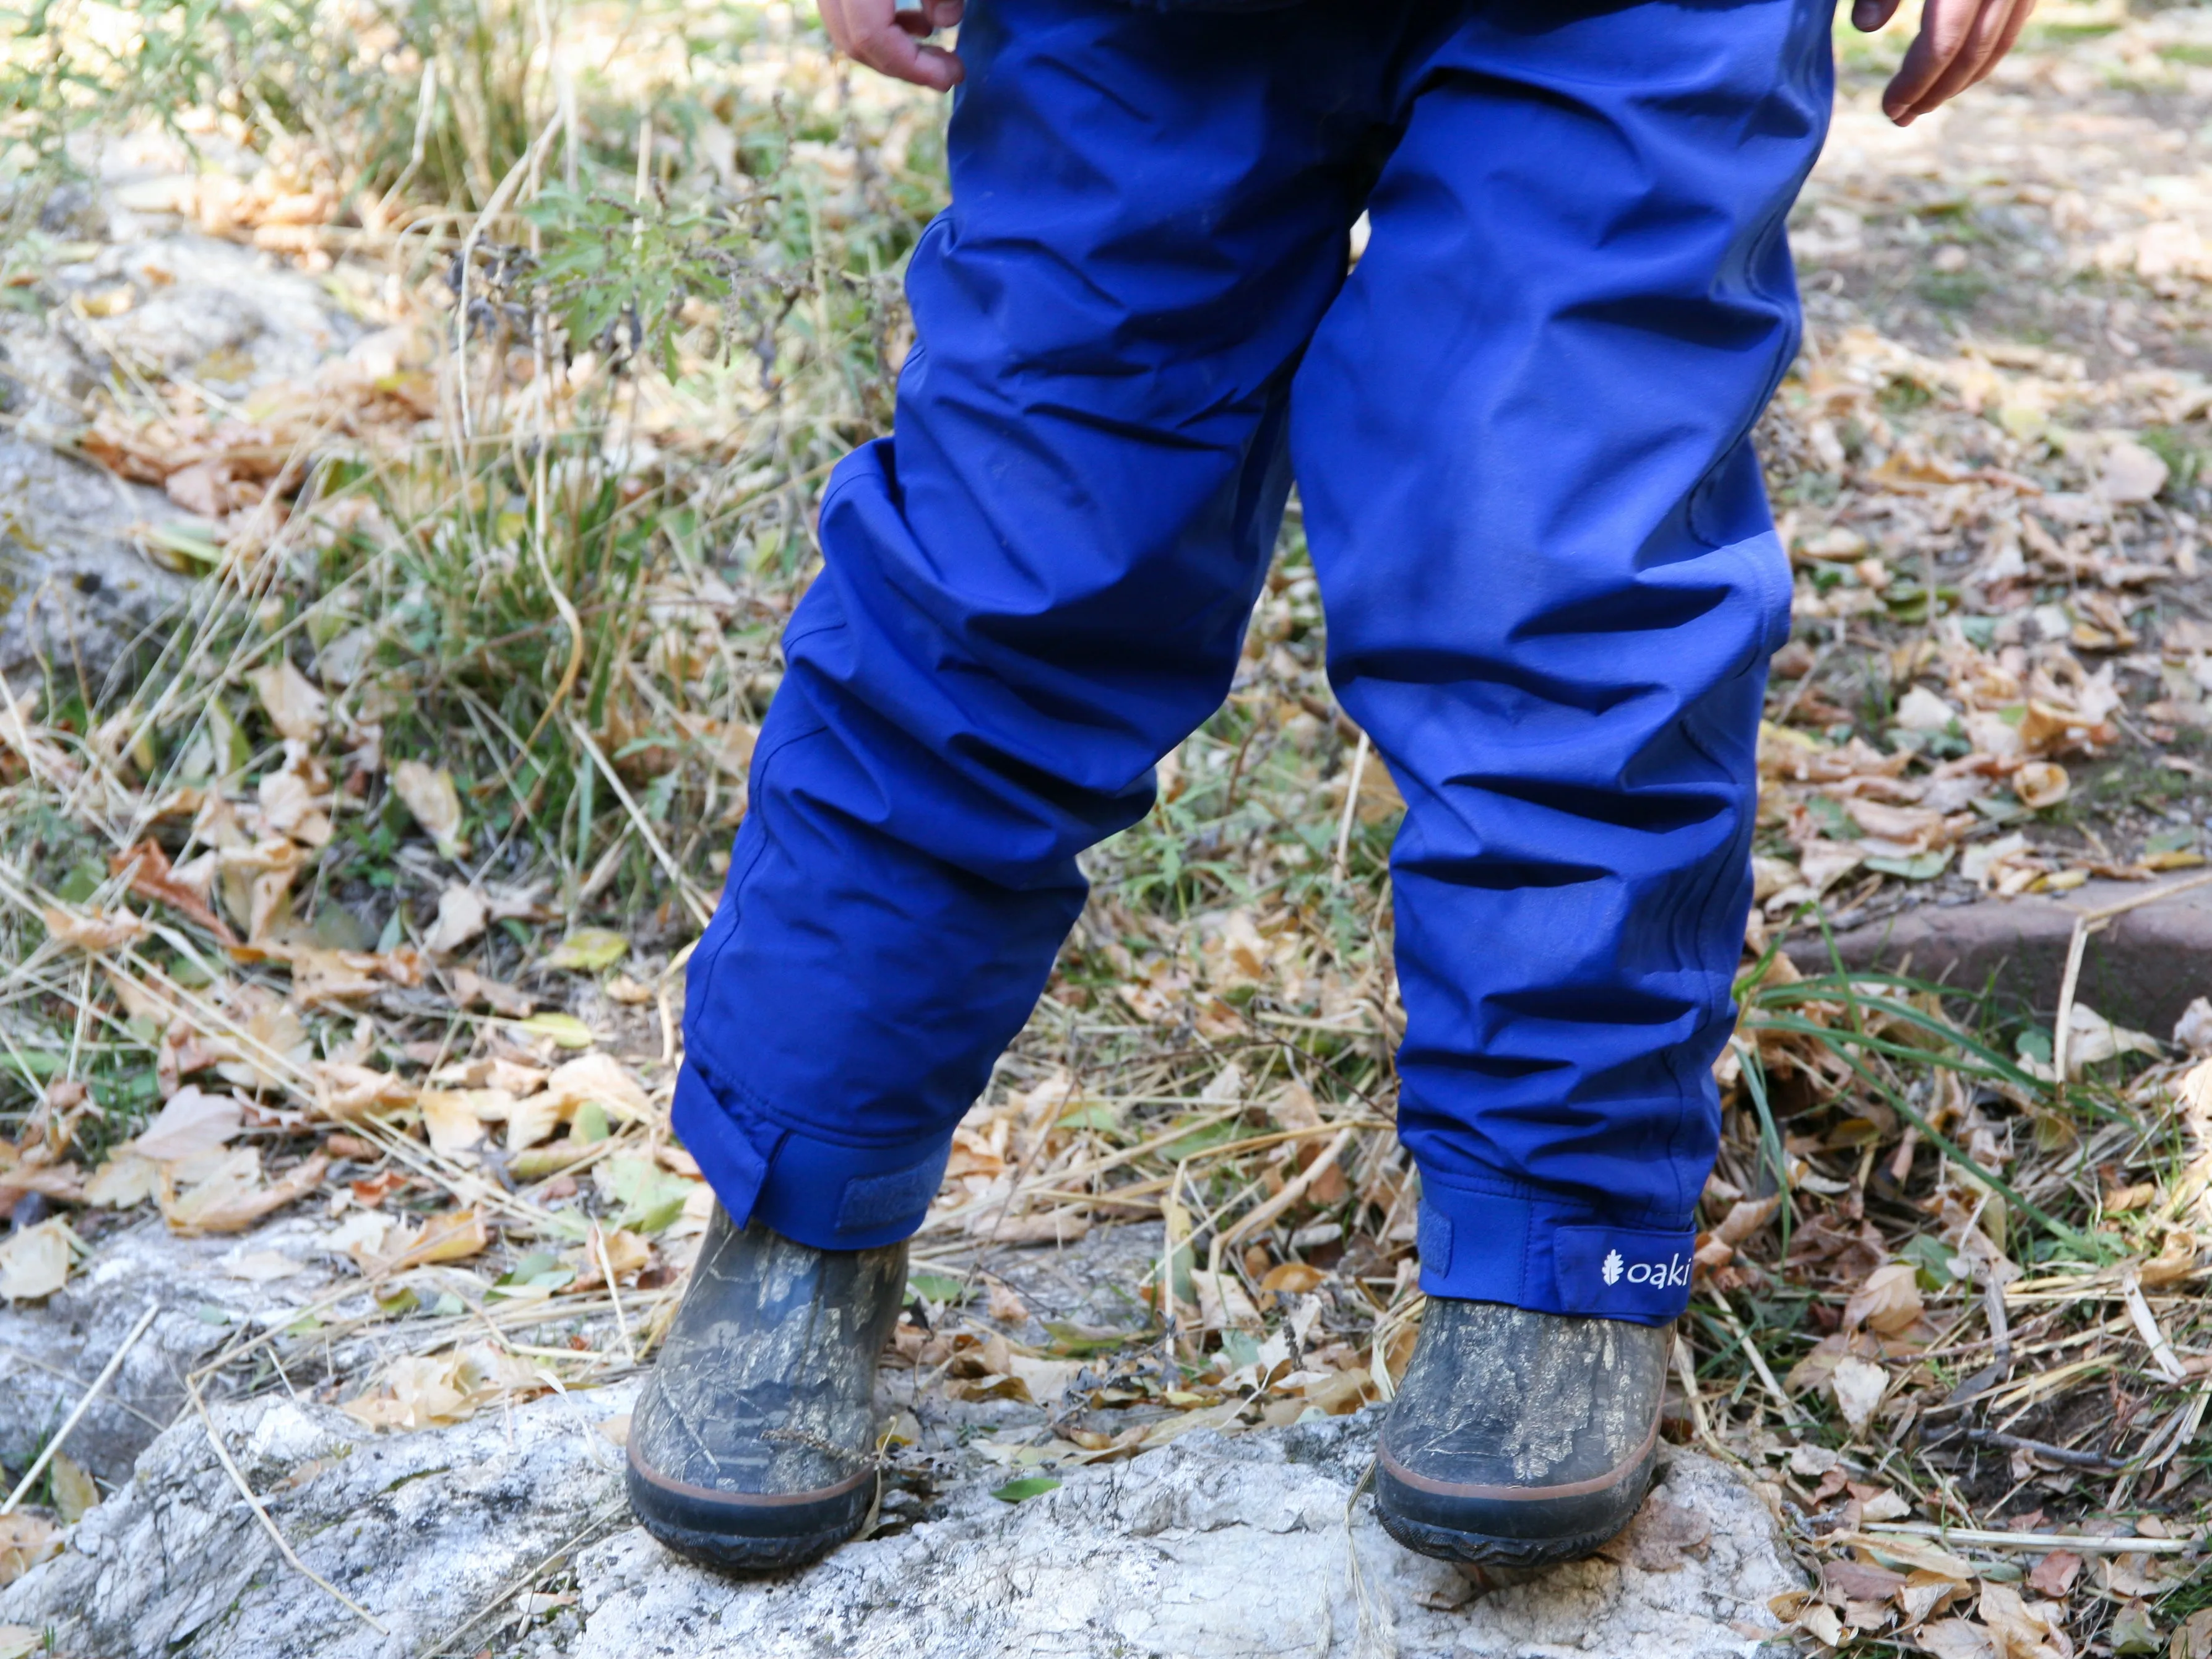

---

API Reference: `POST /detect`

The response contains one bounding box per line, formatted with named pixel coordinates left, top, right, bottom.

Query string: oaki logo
left=1601, top=1249, right=1690, bottom=1289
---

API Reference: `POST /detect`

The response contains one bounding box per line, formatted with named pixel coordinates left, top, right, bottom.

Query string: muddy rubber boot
left=625, top=1205, right=907, bottom=1572
left=1373, top=1299, right=1669, bottom=1568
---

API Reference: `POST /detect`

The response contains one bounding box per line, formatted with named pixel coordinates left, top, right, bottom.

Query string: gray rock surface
left=6, top=1379, right=1803, bottom=1659
left=0, top=434, right=189, bottom=698
left=0, top=1215, right=356, bottom=1486
left=1786, top=876, right=2212, bottom=1036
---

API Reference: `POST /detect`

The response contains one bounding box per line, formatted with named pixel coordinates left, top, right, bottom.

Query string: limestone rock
left=0, top=1215, right=354, bottom=1486
left=7, top=1377, right=1802, bottom=1659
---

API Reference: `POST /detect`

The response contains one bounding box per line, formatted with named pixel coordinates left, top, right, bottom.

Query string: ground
left=0, top=2, right=2208, bottom=1656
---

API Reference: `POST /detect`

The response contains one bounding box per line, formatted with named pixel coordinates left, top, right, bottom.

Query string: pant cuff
left=672, top=1064, right=951, bottom=1252
left=1415, top=1173, right=1695, bottom=1327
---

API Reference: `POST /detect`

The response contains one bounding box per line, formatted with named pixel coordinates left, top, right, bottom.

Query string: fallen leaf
left=0, top=1516, right=58, bottom=1587
left=49, top=1451, right=98, bottom=1524
left=423, top=884, right=488, bottom=955
left=392, top=760, right=467, bottom=859
left=418, top=1089, right=490, bottom=1156
left=111, top=840, right=238, bottom=943
left=2101, top=439, right=2169, bottom=505
left=226, top=1249, right=305, bottom=1281
left=985, top=1279, right=1031, bottom=1323
left=2024, top=1550, right=2081, bottom=1598
left=2014, top=761, right=2070, bottom=810
left=313, top=1062, right=415, bottom=1120
left=246, top=659, right=326, bottom=743
left=129, top=1084, right=244, bottom=1163
left=519, top=1011, right=597, bottom=1049
left=1918, top=1618, right=2001, bottom=1659
left=40, top=903, right=146, bottom=953
left=161, top=1150, right=330, bottom=1234
left=0, top=1626, right=43, bottom=1659
left=84, top=1151, right=159, bottom=1208
left=540, top=1053, right=652, bottom=1124
left=369, top=1207, right=491, bottom=1273
left=1845, top=1262, right=1926, bottom=1336
left=1831, top=1354, right=1888, bottom=1430
left=0, top=1218, right=80, bottom=1299
left=548, top=928, right=629, bottom=971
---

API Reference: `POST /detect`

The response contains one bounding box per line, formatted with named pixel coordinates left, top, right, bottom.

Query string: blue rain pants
left=676, top=0, right=1834, bottom=1324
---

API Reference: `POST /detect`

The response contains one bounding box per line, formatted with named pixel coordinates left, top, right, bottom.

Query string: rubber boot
left=1373, top=1299, right=1670, bottom=1567
left=625, top=1205, right=907, bottom=1572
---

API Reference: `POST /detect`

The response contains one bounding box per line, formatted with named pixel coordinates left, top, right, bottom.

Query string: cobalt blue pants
left=676, top=0, right=1834, bottom=1324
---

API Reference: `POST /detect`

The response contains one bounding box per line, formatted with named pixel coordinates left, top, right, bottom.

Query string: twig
left=0, top=1302, right=157, bottom=1515
left=2119, top=1265, right=2188, bottom=1384
left=593, top=1223, right=636, bottom=1366
left=183, top=1373, right=389, bottom=1635
left=1333, top=730, right=1370, bottom=883
left=2051, top=870, right=2212, bottom=1086
left=1856, top=1522, right=2199, bottom=1555
left=1217, top=1125, right=1357, bottom=1251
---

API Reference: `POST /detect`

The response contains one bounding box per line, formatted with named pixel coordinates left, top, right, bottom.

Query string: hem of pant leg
left=671, top=1061, right=952, bottom=1253
left=1415, top=1173, right=1695, bottom=1328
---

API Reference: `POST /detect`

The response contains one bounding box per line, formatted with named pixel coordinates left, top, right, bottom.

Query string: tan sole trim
left=627, top=1434, right=876, bottom=1509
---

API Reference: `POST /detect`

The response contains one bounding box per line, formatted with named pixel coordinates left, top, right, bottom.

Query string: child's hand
left=821, top=0, right=966, bottom=90
left=1853, top=0, right=2035, bottom=125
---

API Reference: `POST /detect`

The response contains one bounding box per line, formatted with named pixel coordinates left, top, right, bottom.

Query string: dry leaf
left=0, top=1218, right=80, bottom=1299
left=985, top=1279, right=1032, bottom=1323
left=2014, top=761, right=2070, bottom=810
left=0, top=1516, right=58, bottom=1587
left=1845, top=1262, right=1926, bottom=1336
left=85, top=1151, right=159, bottom=1208
left=548, top=927, right=629, bottom=971
left=41, top=903, right=146, bottom=953
left=2025, top=1551, right=2081, bottom=1598
left=424, top=884, right=488, bottom=955
left=1919, top=1618, right=2002, bottom=1659
left=313, top=1062, right=416, bottom=1120
left=246, top=659, right=326, bottom=742
left=50, top=1451, right=98, bottom=1524
left=369, top=1207, right=491, bottom=1274
left=1831, top=1354, right=1888, bottom=1429
left=161, top=1150, right=329, bottom=1234
left=418, top=1089, right=490, bottom=1156
left=540, top=1053, right=652, bottom=1124
left=2101, top=438, right=2169, bottom=505
left=392, top=760, right=467, bottom=859
left=129, top=1084, right=244, bottom=1163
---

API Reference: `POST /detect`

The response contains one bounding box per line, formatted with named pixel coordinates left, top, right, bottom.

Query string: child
left=625, top=0, right=2031, bottom=1570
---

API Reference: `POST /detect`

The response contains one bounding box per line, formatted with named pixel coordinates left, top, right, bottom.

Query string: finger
left=1852, top=0, right=1903, bottom=32
left=1958, top=0, right=2036, bottom=94
left=849, top=22, right=964, bottom=89
left=1892, top=0, right=2019, bottom=120
left=894, top=0, right=962, bottom=33
left=819, top=0, right=855, bottom=53
left=1882, top=0, right=1981, bottom=123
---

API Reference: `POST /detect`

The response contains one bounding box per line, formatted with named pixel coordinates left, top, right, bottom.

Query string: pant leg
left=1292, top=0, right=1834, bottom=1323
left=676, top=0, right=1391, bottom=1248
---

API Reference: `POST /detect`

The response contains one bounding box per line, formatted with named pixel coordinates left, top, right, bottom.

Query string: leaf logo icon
left=1602, top=1249, right=1624, bottom=1286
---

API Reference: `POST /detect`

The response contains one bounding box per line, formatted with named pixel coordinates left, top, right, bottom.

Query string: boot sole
left=1372, top=1421, right=1659, bottom=1569
left=626, top=1440, right=877, bottom=1574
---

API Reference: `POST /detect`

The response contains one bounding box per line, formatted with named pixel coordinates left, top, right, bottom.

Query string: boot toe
left=624, top=1439, right=878, bottom=1572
